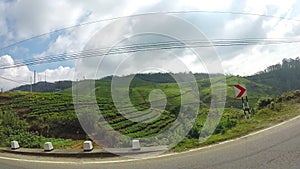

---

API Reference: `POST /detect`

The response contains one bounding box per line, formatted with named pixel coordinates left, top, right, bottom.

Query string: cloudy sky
left=1, top=0, right=300, bottom=90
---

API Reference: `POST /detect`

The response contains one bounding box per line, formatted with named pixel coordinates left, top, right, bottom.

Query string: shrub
left=187, top=126, right=200, bottom=139
left=257, top=97, right=274, bottom=109
left=6, top=132, right=42, bottom=148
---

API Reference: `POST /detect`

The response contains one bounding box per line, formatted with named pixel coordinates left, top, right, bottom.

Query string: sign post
left=234, top=84, right=251, bottom=118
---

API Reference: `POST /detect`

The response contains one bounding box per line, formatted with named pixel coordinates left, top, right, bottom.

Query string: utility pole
left=76, top=79, right=78, bottom=104
left=30, top=77, right=33, bottom=93
left=33, top=70, right=36, bottom=92
left=90, top=80, right=92, bottom=96
left=34, top=70, right=36, bottom=84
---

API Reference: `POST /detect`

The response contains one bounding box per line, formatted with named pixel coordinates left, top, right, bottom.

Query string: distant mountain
left=247, top=57, right=300, bottom=93
left=11, top=80, right=73, bottom=92
left=10, top=57, right=300, bottom=94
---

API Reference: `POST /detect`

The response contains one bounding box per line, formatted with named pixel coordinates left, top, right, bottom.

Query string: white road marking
left=1, top=114, right=300, bottom=164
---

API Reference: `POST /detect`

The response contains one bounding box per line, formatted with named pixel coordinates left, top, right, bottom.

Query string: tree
left=247, top=57, right=300, bottom=93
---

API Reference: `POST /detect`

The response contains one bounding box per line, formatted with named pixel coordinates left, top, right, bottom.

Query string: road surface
left=1, top=115, right=300, bottom=169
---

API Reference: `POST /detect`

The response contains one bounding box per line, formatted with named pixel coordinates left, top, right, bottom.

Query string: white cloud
left=223, top=14, right=262, bottom=38
left=24, top=0, right=163, bottom=65
left=34, top=22, right=101, bottom=59
left=44, top=66, right=74, bottom=82
left=244, top=0, right=297, bottom=14
left=0, top=1, right=8, bottom=37
left=222, top=43, right=300, bottom=76
left=7, top=0, right=84, bottom=40
left=176, top=0, right=233, bottom=11
left=2, top=0, right=161, bottom=43
left=0, top=55, right=14, bottom=66
left=1, top=0, right=300, bottom=80
left=0, top=55, right=74, bottom=91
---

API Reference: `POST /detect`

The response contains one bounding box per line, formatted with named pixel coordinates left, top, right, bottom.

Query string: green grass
left=173, top=97, right=300, bottom=151
left=39, top=138, right=82, bottom=149
left=0, top=75, right=297, bottom=150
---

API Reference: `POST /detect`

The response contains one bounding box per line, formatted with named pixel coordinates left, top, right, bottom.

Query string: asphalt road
left=1, top=115, right=300, bottom=169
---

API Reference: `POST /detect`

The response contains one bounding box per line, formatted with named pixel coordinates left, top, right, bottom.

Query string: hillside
left=0, top=88, right=299, bottom=149
left=0, top=91, right=83, bottom=139
left=1, top=60, right=300, bottom=149
left=63, top=74, right=272, bottom=110
left=0, top=73, right=273, bottom=147
left=11, top=80, right=72, bottom=93
left=247, top=57, right=300, bottom=93
left=9, top=57, right=300, bottom=95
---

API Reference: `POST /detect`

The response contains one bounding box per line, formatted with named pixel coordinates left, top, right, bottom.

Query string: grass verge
left=173, top=99, right=300, bottom=152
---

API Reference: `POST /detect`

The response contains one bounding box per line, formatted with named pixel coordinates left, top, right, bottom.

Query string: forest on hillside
left=247, top=57, right=300, bottom=93
left=11, top=81, right=72, bottom=92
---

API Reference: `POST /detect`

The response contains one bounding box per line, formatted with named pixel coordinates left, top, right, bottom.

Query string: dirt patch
left=15, top=107, right=31, bottom=118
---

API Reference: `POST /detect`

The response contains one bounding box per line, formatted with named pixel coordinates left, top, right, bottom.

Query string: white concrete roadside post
left=44, top=142, right=54, bottom=151
left=11, top=141, right=20, bottom=150
left=83, top=141, right=93, bottom=151
left=132, top=139, right=141, bottom=150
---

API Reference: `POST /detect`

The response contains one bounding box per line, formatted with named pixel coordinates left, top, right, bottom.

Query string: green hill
left=0, top=73, right=273, bottom=147
left=1, top=58, right=300, bottom=149
left=11, top=81, right=72, bottom=93
left=247, top=57, right=300, bottom=93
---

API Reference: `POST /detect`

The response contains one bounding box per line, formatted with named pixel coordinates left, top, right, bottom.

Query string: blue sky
left=1, top=0, right=300, bottom=90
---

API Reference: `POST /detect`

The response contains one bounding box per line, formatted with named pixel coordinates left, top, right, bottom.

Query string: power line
left=1, top=38, right=300, bottom=70
left=0, top=75, right=28, bottom=84
left=1, top=10, right=300, bottom=51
